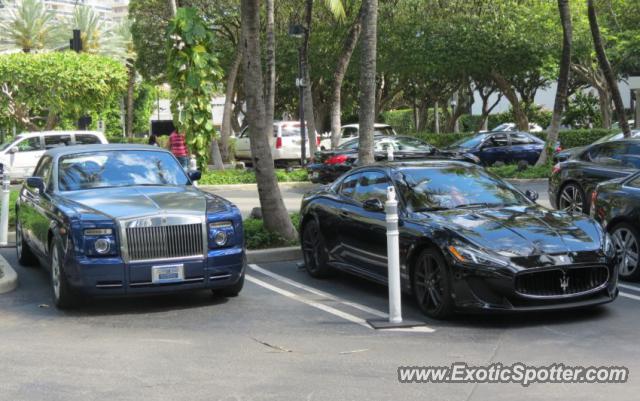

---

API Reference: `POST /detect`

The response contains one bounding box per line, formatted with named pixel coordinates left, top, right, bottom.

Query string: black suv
left=549, top=139, right=640, bottom=214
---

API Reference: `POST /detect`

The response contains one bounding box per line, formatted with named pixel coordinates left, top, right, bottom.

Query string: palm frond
left=323, top=0, right=346, bottom=22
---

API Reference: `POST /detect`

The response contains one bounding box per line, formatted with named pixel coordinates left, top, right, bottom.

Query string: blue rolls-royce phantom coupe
left=15, top=144, right=245, bottom=308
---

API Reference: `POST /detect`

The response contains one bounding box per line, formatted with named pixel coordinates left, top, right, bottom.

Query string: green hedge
left=199, top=169, right=308, bottom=185
left=487, top=163, right=552, bottom=179
left=413, top=132, right=474, bottom=148
left=244, top=213, right=300, bottom=249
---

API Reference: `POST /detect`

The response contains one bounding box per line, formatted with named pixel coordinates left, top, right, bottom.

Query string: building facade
left=0, top=0, right=129, bottom=23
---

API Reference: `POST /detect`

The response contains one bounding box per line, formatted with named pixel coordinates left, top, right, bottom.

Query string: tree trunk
left=536, top=0, right=572, bottom=166
left=265, top=0, right=276, bottom=136
left=476, top=93, right=502, bottom=132
left=210, top=137, right=224, bottom=170
left=168, top=0, right=177, bottom=16
left=491, top=71, right=529, bottom=131
left=358, top=0, right=378, bottom=166
left=125, top=64, right=136, bottom=138
left=598, top=89, right=612, bottom=128
left=587, top=0, right=630, bottom=137
left=434, top=101, right=440, bottom=134
left=330, top=3, right=365, bottom=149
left=44, top=110, right=58, bottom=131
left=240, top=0, right=297, bottom=240
left=221, top=46, right=243, bottom=163
left=302, top=0, right=317, bottom=161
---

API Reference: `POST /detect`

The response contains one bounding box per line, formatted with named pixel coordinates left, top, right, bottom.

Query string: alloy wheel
left=414, top=253, right=444, bottom=314
left=302, top=223, right=321, bottom=271
left=612, top=227, right=639, bottom=278
left=559, top=184, right=583, bottom=213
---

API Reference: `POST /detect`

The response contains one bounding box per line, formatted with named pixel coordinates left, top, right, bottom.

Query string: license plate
left=152, top=264, right=184, bottom=284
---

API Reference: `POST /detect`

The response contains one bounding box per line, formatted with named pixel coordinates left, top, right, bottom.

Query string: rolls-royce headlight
left=448, top=244, right=509, bottom=267
left=85, top=228, right=113, bottom=236
left=209, top=221, right=234, bottom=248
left=94, top=238, right=111, bottom=254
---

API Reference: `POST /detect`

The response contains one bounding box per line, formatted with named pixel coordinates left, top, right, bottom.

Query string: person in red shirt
left=167, top=131, right=189, bottom=168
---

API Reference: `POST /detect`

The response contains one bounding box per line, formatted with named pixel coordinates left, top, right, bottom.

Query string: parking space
left=1, top=247, right=640, bottom=400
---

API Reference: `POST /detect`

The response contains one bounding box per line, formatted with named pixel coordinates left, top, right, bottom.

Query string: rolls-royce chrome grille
left=125, top=223, right=204, bottom=261
left=515, top=266, right=609, bottom=298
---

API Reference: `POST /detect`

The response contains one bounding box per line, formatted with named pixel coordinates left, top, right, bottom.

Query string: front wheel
left=610, top=223, right=640, bottom=281
left=216, top=272, right=245, bottom=297
left=16, top=220, right=37, bottom=266
left=50, top=237, right=79, bottom=309
left=412, top=248, right=454, bottom=319
left=302, top=220, right=333, bottom=278
left=558, top=183, right=587, bottom=214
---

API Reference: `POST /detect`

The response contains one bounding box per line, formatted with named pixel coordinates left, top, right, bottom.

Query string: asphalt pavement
left=1, top=247, right=640, bottom=401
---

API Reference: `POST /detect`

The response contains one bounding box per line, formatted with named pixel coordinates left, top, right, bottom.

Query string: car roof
left=44, top=143, right=170, bottom=158
left=18, top=130, right=105, bottom=137
left=342, top=123, right=392, bottom=129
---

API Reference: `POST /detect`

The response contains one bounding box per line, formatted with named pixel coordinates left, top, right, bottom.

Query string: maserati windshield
left=398, top=166, right=528, bottom=211
left=58, top=150, right=190, bottom=191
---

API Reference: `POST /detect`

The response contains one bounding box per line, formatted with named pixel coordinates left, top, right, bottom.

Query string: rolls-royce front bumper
left=63, top=246, right=245, bottom=296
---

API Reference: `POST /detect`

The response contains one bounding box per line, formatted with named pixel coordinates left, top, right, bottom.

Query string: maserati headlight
left=448, top=244, right=509, bottom=267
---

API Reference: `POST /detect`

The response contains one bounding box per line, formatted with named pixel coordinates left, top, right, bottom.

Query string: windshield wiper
left=413, top=206, right=451, bottom=212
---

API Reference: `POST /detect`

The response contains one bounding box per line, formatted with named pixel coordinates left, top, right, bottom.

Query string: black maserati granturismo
left=299, top=161, right=618, bottom=319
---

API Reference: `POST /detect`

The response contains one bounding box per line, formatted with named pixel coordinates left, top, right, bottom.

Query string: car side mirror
left=9, top=147, right=18, bottom=154
left=363, top=198, right=384, bottom=212
left=525, top=189, right=539, bottom=202
left=26, top=177, right=45, bottom=194
left=187, top=170, right=202, bottom=182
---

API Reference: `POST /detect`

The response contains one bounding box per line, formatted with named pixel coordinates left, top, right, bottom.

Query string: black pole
left=298, top=46, right=306, bottom=166
left=72, top=29, right=82, bottom=52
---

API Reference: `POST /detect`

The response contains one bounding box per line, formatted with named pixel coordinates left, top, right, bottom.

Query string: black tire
left=412, top=248, right=454, bottom=319
left=49, top=237, right=80, bottom=309
left=558, top=182, right=587, bottom=214
left=216, top=271, right=245, bottom=297
left=301, top=219, right=333, bottom=278
left=16, top=219, right=37, bottom=267
left=610, top=222, right=640, bottom=281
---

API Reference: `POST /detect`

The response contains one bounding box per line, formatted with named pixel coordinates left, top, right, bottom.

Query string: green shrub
left=244, top=213, right=300, bottom=249
left=413, top=132, right=474, bottom=148
left=382, top=109, right=414, bottom=134
left=199, top=169, right=308, bottom=185
left=487, top=163, right=552, bottom=179
left=1, top=190, right=19, bottom=228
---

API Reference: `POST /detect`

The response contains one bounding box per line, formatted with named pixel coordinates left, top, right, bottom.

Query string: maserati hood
left=64, top=186, right=209, bottom=220
left=429, top=205, right=602, bottom=256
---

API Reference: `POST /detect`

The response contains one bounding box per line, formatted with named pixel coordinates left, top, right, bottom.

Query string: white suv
left=0, top=131, right=108, bottom=179
left=235, top=121, right=319, bottom=165
left=319, top=123, right=397, bottom=149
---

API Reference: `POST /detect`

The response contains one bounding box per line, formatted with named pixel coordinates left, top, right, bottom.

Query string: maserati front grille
left=515, top=265, right=609, bottom=298
left=125, top=223, right=204, bottom=262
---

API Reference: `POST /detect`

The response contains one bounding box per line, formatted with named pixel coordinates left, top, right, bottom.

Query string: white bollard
left=189, top=155, right=198, bottom=187
left=0, top=165, right=9, bottom=246
left=385, top=186, right=402, bottom=324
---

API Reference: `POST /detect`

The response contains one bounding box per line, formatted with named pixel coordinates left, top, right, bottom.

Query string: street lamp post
left=289, top=24, right=307, bottom=166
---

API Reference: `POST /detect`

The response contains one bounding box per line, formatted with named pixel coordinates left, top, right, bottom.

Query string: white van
left=235, top=121, right=319, bottom=165
left=319, top=123, right=397, bottom=149
left=0, top=131, right=108, bottom=179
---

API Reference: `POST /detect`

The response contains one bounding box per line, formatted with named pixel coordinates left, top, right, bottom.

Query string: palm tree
left=587, top=0, right=631, bottom=137
left=358, top=0, right=378, bottom=165
left=536, top=0, right=572, bottom=166
left=240, top=0, right=297, bottom=241
left=65, top=5, right=112, bottom=54
left=0, top=0, right=61, bottom=53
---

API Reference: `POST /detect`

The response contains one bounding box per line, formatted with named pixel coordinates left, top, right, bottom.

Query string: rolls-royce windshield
left=58, top=150, right=190, bottom=191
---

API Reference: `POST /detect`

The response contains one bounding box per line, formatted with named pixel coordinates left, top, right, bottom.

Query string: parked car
left=307, top=135, right=480, bottom=184
left=549, top=139, right=640, bottom=214
left=445, top=131, right=545, bottom=166
left=16, top=144, right=245, bottom=309
left=554, top=129, right=640, bottom=163
left=319, top=123, right=397, bottom=150
left=299, top=161, right=617, bottom=318
left=0, top=131, right=108, bottom=179
left=235, top=121, right=319, bottom=166
left=591, top=171, right=640, bottom=280
left=490, top=122, right=543, bottom=133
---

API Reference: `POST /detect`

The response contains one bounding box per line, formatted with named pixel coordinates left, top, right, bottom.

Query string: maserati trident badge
left=560, top=271, right=570, bottom=293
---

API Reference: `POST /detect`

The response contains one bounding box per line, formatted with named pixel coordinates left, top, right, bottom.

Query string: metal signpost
left=367, top=187, right=425, bottom=329
left=0, top=163, right=9, bottom=246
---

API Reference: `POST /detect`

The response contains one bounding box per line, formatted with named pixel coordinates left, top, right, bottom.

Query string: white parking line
left=248, top=264, right=435, bottom=333
left=246, top=275, right=372, bottom=329
left=249, top=264, right=388, bottom=318
left=620, top=292, right=640, bottom=302
left=618, top=283, right=640, bottom=293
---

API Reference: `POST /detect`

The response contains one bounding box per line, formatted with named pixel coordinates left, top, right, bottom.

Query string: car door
left=7, top=136, right=44, bottom=178
left=19, top=156, right=53, bottom=257
left=478, top=133, right=509, bottom=165
left=340, top=171, right=391, bottom=279
left=509, top=132, right=543, bottom=165
left=331, top=172, right=360, bottom=264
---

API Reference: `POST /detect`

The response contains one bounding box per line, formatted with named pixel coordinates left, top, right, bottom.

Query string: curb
left=200, top=182, right=318, bottom=192
left=247, top=246, right=302, bottom=264
left=0, top=252, right=17, bottom=294
left=0, top=231, right=16, bottom=247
